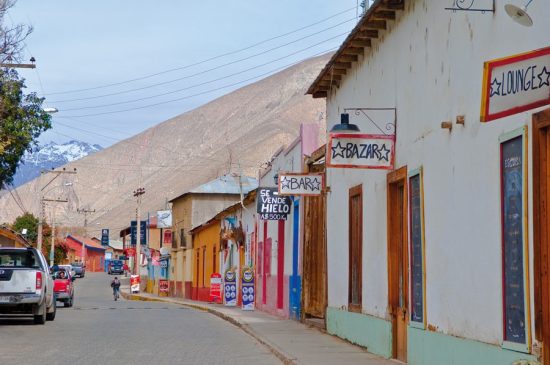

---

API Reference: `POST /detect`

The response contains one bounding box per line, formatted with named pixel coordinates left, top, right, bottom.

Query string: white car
left=0, top=247, right=56, bottom=324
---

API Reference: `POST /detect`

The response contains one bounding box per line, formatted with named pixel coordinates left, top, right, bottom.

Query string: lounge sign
left=481, top=47, right=550, bottom=122
left=278, top=173, right=323, bottom=196
left=327, top=133, right=395, bottom=170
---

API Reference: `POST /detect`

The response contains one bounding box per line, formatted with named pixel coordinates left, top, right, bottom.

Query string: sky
left=8, top=0, right=362, bottom=148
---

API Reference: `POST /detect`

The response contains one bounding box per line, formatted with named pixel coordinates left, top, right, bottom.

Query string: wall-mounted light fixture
left=505, top=0, right=534, bottom=26
left=330, top=113, right=360, bottom=133
left=273, top=173, right=279, bottom=186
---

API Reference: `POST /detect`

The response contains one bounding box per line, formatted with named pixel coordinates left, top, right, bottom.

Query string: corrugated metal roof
left=170, top=175, right=258, bottom=202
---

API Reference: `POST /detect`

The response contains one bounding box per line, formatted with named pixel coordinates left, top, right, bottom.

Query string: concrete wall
left=323, top=0, right=549, bottom=359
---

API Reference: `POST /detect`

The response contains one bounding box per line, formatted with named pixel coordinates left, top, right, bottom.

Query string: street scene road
left=0, top=273, right=280, bottom=365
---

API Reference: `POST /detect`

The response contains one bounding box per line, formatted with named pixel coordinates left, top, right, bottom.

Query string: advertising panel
left=210, top=273, right=222, bottom=303
left=241, top=267, right=255, bottom=311
left=224, top=270, right=237, bottom=306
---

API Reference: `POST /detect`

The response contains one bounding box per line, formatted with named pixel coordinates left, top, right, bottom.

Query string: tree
left=0, top=0, right=33, bottom=63
left=0, top=69, right=51, bottom=186
left=12, top=212, right=38, bottom=243
left=0, top=0, right=50, bottom=187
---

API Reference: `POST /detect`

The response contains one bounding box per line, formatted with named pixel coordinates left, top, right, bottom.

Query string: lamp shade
left=330, top=113, right=360, bottom=132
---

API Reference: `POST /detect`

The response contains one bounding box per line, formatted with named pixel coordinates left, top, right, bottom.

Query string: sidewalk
left=120, top=285, right=393, bottom=365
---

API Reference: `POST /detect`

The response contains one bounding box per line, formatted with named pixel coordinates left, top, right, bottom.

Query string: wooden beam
left=312, top=91, right=328, bottom=98
left=333, top=62, right=352, bottom=69
left=373, top=10, right=396, bottom=20
left=0, top=63, right=36, bottom=69
left=338, top=54, right=358, bottom=62
left=379, top=1, right=405, bottom=11
left=331, top=68, right=347, bottom=76
left=356, top=29, right=379, bottom=39
left=351, top=39, right=372, bottom=48
left=343, top=47, right=364, bottom=55
left=362, top=20, right=387, bottom=30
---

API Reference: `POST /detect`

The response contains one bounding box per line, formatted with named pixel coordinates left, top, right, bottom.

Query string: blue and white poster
left=224, top=270, right=237, bottom=306
left=241, top=268, right=255, bottom=311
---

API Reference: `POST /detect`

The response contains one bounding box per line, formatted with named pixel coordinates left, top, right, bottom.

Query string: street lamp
left=330, top=113, right=360, bottom=133
left=43, top=107, right=58, bottom=114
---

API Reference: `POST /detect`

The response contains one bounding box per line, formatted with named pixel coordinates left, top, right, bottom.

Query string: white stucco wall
left=325, top=0, right=549, bottom=346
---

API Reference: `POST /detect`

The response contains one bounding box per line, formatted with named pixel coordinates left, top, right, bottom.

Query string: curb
left=121, top=290, right=297, bottom=365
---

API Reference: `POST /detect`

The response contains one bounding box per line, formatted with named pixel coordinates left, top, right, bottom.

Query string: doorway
left=387, top=166, right=408, bottom=363
left=533, top=108, right=550, bottom=364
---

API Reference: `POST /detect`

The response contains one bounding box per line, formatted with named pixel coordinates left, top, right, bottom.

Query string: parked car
left=59, top=264, right=75, bottom=277
left=0, top=247, right=56, bottom=324
left=71, top=262, right=85, bottom=278
left=108, top=259, right=124, bottom=275
left=52, top=268, right=75, bottom=307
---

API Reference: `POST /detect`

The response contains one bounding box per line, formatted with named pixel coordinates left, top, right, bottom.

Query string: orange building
left=64, top=235, right=106, bottom=272
left=190, top=218, right=220, bottom=302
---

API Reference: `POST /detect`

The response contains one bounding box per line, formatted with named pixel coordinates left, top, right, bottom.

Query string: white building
left=307, top=0, right=550, bottom=364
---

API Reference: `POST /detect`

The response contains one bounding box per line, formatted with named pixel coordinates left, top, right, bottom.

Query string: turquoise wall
left=408, top=326, right=538, bottom=365
left=326, top=307, right=393, bottom=358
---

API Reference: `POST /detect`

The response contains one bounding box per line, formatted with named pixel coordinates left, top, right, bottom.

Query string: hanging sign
left=210, top=273, right=222, bottom=303
left=101, top=229, right=109, bottom=246
left=224, top=270, right=237, bottom=306
left=241, top=268, right=255, bottom=311
left=327, top=133, right=395, bottom=169
left=256, top=187, right=292, bottom=220
left=159, top=279, right=169, bottom=293
left=130, top=220, right=147, bottom=245
left=278, top=173, right=324, bottom=196
left=481, top=47, right=550, bottom=122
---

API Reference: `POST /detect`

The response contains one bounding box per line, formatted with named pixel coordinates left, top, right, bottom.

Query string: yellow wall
left=148, top=227, right=162, bottom=251
left=192, top=220, right=220, bottom=288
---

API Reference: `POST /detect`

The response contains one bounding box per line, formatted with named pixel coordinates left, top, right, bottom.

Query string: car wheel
left=34, top=304, right=46, bottom=325
left=46, top=302, right=56, bottom=321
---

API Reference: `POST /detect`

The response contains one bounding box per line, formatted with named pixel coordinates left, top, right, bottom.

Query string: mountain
left=11, top=141, right=103, bottom=187
left=0, top=54, right=329, bottom=235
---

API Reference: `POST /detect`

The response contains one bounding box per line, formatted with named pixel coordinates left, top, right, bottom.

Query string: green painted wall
left=326, top=307, right=392, bottom=358
left=408, top=326, right=538, bottom=365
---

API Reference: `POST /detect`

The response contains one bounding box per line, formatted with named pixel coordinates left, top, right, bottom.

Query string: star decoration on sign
left=331, top=141, right=346, bottom=159
left=538, top=66, right=550, bottom=88
left=312, top=178, right=321, bottom=191
left=378, top=144, right=391, bottom=162
left=490, top=78, right=501, bottom=97
left=280, top=177, right=290, bottom=190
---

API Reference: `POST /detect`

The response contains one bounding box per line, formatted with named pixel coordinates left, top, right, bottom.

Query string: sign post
left=130, top=275, right=140, bottom=293
left=224, top=270, right=237, bottom=306
left=101, top=229, right=109, bottom=246
left=278, top=173, right=324, bottom=196
left=256, top=187, right=292, bottom=220
left=210, top=273, right=222, bottom=303
left=241, top=267, right=255, bottom=311
left=481, top=47, right=550, bottom=122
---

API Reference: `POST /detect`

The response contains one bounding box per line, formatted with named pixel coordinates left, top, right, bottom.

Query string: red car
left=53, top=268, right=75, bottom=307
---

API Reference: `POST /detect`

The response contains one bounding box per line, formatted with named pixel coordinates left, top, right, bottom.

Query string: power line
left=45, top=6, right=356, bottom=96
left=51, top=18, right=355, bottom=104
left=58, top=45, right=340, bottom=118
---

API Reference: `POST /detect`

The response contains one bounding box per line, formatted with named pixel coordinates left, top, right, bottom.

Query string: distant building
left=0, top=226, right=31, bottom=248
left=64, top=235, right=106, bottom=272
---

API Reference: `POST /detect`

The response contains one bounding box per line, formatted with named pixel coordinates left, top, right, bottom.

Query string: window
left=409, top=168, right=426, bottom=327
left=500, top=127, right=530, bottom=352
left=349, top=185, right=363, bottom=312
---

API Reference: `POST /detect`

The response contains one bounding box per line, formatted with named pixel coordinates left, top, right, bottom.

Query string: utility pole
left=38, top=168, right=76, bottom=252
left=44, top=198, right=68, bottom=267
left=77, top=208, right=95, bottom=265
left=133, top=187, right=145, bottom=276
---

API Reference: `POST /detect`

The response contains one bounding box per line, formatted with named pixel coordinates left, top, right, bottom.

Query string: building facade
left=190, top=218, right=220, bottom=302
left=307, top=0, right=550, bottom=364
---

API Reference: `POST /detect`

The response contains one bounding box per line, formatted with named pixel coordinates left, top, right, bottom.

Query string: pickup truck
left=0, top=247, right=56, bottom=324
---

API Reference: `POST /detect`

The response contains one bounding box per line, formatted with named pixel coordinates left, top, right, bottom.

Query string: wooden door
left=349, top=185, right=363, bottom=313
left=534, top=108, right=550, bottom=364
left=388, top=167, right=409, bottom=363
left=303, top=189, right=327, bottom=318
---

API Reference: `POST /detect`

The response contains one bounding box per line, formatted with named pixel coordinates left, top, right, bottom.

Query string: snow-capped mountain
left=11, top=140, right=103, bottom=187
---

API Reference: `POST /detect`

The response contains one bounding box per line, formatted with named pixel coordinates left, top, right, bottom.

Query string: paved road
left=0, top=272, right=280, bottom=365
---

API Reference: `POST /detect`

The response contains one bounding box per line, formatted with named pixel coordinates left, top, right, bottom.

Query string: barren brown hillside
left=0, top=55, right=329, bottom=237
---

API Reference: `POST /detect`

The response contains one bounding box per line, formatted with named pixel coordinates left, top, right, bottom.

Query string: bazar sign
left=278, top=173, right=323, bottom=196
left=327, top=133, right=395, bottom=169
left=481, top=47, right=550, bottom=122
